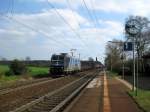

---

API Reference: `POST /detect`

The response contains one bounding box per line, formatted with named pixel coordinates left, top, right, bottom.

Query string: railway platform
left=65, top=71, right=142, bottom=112
left=65, top=72, right=103, bottom=112
left=105, top=73, right=142, bottom=112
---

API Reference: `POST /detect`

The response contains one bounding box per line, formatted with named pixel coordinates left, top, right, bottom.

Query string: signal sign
left=124, top=42, right=133, bottom=51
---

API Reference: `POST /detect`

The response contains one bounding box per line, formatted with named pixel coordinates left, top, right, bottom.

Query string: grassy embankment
left=129, top=90, right=150, bottom=112
left=0, top=65, right=49, bottom=84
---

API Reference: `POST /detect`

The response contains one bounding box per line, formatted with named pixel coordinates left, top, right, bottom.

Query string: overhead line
left=65, top=0, right=95, bottom=55
left=90, top=0, right=100, bottom=28
left=81, top=0, right=104, bottom=58
left=3, top=15, right=70, bottom=48
left=46, top=0, right=89, bottom=49
left=0, top=1, right=72, bottom=49
left=82, top=0, right=97, bottom=28
left=66, top=0, right=81, bottom=28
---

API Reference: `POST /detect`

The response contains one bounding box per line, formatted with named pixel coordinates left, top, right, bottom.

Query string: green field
left=0, top=65, right=49, bottom=75
left=28, top=66, right=49, bottom=77
left=129, top=90, right=150, bottom=112
left=0, top=65, right=49, bottom=84
left=0, top=65, right=9, bottom=74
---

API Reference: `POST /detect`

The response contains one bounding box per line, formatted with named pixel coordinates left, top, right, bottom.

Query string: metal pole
left=136, top=54, right=138, bottom=96
left=122, top=45, right=125, bottom=79
left=133, top=39, right=136, bottom=92
left=110, top=54, right=112, bottom=71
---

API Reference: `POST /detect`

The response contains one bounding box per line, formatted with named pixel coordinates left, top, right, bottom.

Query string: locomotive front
left=50, top=54, right=65, bottom=75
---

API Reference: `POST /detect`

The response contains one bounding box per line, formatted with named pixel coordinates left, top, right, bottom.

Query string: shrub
left=5, top=70, right=14, bottom=76
left=9, top=59, right=28, bottom=75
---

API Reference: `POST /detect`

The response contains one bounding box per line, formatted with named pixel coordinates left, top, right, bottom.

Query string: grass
left=107, top=71, right=119, bottom=78
left=129, top=89, right=150, bottom=112
left=28, top=66, right=49, bottom=77
left=0, top=65, right=49, bottom=85
left=0, top=75, right=20, bottom=86
left=0, top=65, right=9, bottom=74
left=0, top=65, right=49, bottom=76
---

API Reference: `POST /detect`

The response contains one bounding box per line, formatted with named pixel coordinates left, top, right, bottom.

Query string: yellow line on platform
left=103, top=71, right=111, bottom=112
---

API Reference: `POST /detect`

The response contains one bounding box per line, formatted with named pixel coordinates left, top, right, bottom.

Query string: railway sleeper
left=32, top=106, right=52, bottom=111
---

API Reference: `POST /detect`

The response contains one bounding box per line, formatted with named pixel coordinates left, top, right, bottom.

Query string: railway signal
left=123, top=42, right=133, bottom=51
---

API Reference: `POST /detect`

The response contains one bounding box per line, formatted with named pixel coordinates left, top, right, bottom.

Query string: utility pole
left=122, top=47, right=125, bottom=79
left=133, top=40, right=136, bottom=91
left=110, top=54, right=112, bottom=71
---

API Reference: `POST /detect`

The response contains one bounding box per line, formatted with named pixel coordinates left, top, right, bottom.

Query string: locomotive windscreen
left=51, top=55, right=64, bottom=65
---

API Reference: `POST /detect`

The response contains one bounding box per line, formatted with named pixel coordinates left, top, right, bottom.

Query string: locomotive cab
left=50, top=54, right=65, bottom=75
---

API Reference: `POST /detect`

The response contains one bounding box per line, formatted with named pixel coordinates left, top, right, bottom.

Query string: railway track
left=11, top=71, right=98, bottom=112
left=0, top=71, right=94, bottom=112
left=0, top=77, right=64, bottom=95
left=0, top=71, right=88, bottom=95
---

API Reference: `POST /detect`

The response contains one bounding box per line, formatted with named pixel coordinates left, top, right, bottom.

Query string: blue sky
left=0, top=0, right=150, bottom=63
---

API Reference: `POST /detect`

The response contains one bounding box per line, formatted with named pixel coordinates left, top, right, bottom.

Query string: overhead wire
left=46, top=0, right=90, bottom=49
left=2, top=15, right=70, bottom=48
left=35, top=13, right=75, bottom=48
left=82, top=0, right=97, bottom=28
left=66, top=0, right=82, bottom=28
left=65, top=0, right=95, bottom=57
left=10, top=0, right=14, bottom=16
left=90, top=0, right=100, bottom=28
left=1, top=0, right=95, bottom=59
left=81, top=0, right=103, bottom=59
left=0, top=1, right=72, bottom=48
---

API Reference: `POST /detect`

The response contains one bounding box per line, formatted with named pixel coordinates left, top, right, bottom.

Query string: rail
left=11, top=71, right=97, bottom=112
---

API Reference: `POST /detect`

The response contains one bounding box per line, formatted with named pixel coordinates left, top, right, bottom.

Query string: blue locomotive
left=50, top=53, right=81, bottom=76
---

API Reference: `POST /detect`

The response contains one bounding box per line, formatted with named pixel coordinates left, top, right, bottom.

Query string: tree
left=125, top=15, right=150, bottom=72
left=105, top=39, right=123, bottom=72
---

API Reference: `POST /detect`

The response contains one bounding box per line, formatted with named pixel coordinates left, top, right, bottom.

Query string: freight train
left=49, top=53, right=102, bottom=77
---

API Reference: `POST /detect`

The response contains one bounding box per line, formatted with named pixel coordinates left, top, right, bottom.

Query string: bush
left=9, top=59, right=28, bottom=75
left=5, top=70, right=14, bottom=76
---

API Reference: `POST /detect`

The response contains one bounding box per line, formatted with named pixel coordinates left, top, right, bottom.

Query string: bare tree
left=105, top=39, right=123, bottom=72
left=125, top=15, right=150, bottom=72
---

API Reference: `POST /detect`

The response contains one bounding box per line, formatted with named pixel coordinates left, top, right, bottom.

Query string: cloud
left=86, top=0, right=150, bottom=16
left=0, top=1, right=125, bottom=61
left=42, top=0, right=150, bottom=16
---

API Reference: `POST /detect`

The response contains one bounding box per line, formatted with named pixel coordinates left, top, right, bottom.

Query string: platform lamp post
left=125, top=18, right=142, bottom=96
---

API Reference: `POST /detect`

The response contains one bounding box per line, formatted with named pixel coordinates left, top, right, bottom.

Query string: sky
left=0, top=0, right=150, bottom=63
